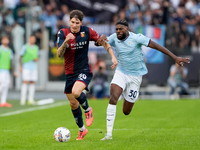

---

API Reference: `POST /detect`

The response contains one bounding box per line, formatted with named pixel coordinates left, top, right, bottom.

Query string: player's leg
left=101, top=84, right=123, bottom=140
left=28, top=81, right=36, bottom=105
left=27, top=70, right=37, bottom=105
left=0, top=72, right=12, bottom=107
left=122, top=75, right=142, bottom=115
left=72, top=71, right=93, bottom=127
left=67, top=93, right=88, bottom=140
left=20, top=69, right=29, bottom=105
left=102, top=70, right=125, bottom=140
left=72, top=81, right=93, bottom=126
left=122, top=100, right=134, bottom=115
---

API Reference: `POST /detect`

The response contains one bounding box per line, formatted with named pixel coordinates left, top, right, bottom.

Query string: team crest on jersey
left=81, top=32, right=85, bottom=37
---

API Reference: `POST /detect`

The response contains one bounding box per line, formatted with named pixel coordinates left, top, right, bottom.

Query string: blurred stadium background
left=1, top=0, right=199, bottom=100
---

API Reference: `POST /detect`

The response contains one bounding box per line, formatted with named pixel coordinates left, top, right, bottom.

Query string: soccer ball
left=54, top=127, right=71, bottom=142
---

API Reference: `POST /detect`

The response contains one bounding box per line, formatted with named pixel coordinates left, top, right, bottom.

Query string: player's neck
left=122, top=32, right=129, bottom=41
left=29, top=43, right=34, bottom=46
left=1, top=44, right=8, bottom=48
left=70, top=27, right=81, bottom=34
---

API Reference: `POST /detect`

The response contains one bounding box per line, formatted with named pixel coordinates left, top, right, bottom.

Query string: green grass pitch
left=0, top=99, right=200, bottom=150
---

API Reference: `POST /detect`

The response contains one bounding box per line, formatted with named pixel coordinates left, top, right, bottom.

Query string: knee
left=69, top=100, right=79, bottom=109
left=71, top=89, right=81, bottom=98
left=109, top=94, right=118, bottom=105
left=123, top=110, right=130, bottom=115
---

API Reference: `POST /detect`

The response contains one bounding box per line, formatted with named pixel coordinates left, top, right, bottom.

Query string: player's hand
left=111, top=57, right=118, bottom=69
left=34, top=58, right=39, bottom=61
left=175, top=57, right=190, bottom=66
left=94, top=41, right=101, bottom=46
left=96, top=34, right=108, bottom=46
left=14, top=71, right=18, bottom=77
left=65, top=33, right=75, bottom=41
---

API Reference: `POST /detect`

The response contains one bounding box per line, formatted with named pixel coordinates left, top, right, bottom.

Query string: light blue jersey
left=0, top=45, right=13, bottom=74
left=20, top=44, right=39, bottom=70
left=108, top=32, right=150, bottom=76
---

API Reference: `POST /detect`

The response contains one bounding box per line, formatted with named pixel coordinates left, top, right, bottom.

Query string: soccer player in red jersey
left=57, top=10, right=118, bottom=140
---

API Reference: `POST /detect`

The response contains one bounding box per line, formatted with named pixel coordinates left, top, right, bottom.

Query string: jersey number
left=128, top=90, right=137, bottom=98
left=78, top=73, right=87, bottom=80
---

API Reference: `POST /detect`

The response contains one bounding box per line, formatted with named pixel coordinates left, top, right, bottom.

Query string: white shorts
left=0, top=72, right=10, bottom=85
left=22, top=69, right=38, bottom=82
left=111, top=70, right=142, bottom=103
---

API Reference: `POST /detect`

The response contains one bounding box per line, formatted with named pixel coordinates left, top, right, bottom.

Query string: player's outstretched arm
left=95, top=34, right=108, bottom=46
left=57, top=33, right=75, bottom=58
left=101, top=41, right=118, bottom=69
left=148, top=40, right=190, bottom=66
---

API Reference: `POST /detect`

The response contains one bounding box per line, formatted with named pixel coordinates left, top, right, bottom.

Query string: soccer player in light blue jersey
left=98, top=19, right=190, bottom=140
left=0, top=36, right=17, bottom=107
left=20, top=35, right=39, bottom=106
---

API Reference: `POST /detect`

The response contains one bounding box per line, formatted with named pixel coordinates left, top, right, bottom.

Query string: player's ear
left=80, top=21, right=83, bottom=25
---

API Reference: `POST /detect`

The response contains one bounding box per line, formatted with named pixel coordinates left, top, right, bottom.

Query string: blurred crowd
left=0, top=0, right=199, bottom=54
left=0, top=0, right=199, bottom=100
left=0, top=0, right=200, bottom=54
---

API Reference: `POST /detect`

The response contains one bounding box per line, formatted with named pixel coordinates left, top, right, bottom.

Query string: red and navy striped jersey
left=57, top=26, right=100, bottom=75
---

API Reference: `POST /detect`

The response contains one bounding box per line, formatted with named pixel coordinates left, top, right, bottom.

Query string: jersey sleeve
left=89, top=27, right=100, bottom=42
left=135, top=33, right=150, bottom=47
left=107, top=33, right=116, bottom=47
left=20, top=45, right=26, bottom=56
left=10, top=50, right=13, bottom=60
left=57, top=29, right=66, bottom=48
left=36, top=45, right=40, bottom=57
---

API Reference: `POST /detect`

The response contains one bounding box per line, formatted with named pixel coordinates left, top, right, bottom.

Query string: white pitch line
left=0, top=101, right=68, bottom=117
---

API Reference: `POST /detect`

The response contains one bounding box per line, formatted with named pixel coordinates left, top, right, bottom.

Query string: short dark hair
left=70, top=10, right=84, bottom=21
left=1, top=35, right=9, bottom=40
left=116, top=19, right=128, bottom=27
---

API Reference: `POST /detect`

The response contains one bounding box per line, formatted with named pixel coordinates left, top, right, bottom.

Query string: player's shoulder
left=81, top=26, right=92, bottom=33
left=34, top=44, right=39, bottom=49
left=58, top=27, right=70, bottom=36
left=22, top=44, right=27, bottom=49
left=59, top=27, right=70, bottom=32
left=108, top=33, right=117, bottom=38
left=129, top=32, right=139, bottom=37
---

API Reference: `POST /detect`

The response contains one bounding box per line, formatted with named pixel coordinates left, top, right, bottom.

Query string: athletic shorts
left=64, top=70, right=93, bottom=94
left=111, top=70, right=142, bottom=103
left=22, top=69, right=38, bottom=82
left=0, top=72, right=10, bottom=85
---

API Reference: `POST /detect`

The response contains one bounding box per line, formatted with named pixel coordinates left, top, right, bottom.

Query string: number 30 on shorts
left=128, top=90, right=137, bottom=98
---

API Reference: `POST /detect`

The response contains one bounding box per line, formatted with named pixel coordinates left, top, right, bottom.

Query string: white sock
left=79, top=125, right=86, bottom=132
left=28, top=83, right=35, bottom=102
left=84, top=107, right=90, bottom=113
left=106, top=104, right=116, bottom=137
left=1, top=83, right=9, bottom=104
left=21, top=83, right=28, bottom=105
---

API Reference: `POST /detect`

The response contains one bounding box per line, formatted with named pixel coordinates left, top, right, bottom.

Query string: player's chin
left=71, top=28, right=78, bottom=33
left=117, top=35, right=123, bottom=40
